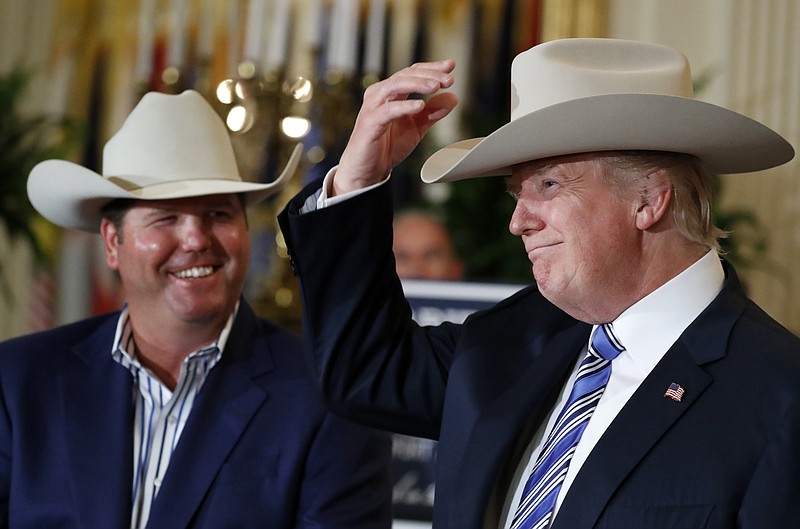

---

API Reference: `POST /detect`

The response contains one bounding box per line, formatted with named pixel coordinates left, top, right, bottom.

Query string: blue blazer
left=0, top=301, right=393, bottom=528
left=279, top=180, right=800, bottom=529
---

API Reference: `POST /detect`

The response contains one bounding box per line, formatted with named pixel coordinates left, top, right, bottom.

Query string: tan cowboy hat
left=28, top=90, right=303, bottom=232
left=421, top=38, right=794, bottom=183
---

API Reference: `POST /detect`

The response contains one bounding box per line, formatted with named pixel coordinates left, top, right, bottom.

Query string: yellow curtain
left=541, top=0, right=609, bottom=40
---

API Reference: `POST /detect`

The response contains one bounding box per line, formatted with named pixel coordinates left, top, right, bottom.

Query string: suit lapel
left=63, top=315, right=134, bottom=528
left=551, top=341, right=713, bottom=529
left=551, top=266, right=745, bottom=529
left=448, top=322, right=590, bottom=528
left=145, top=303, right=274, bottom=528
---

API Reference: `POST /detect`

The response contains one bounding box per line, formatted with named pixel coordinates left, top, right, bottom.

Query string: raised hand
left=332, top=60, right=458, bottom=196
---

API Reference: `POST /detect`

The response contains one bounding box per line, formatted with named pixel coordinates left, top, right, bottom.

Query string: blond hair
left=597, top=151, right=727, bottom=253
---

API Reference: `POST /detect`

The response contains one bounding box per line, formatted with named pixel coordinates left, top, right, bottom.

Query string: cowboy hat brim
left=421, top=93, right=794, bottom=183
left=28, top=143, right=303, bottom=232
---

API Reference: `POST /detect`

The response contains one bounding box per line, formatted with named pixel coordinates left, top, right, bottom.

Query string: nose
left=508, top=198, right=543, bottom=237
left=179, top=217, right=212, bottom=252
left=509, top=202, right=524, bottom=236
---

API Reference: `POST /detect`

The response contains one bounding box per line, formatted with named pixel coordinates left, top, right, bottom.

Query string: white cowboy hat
left=421, top=38, right=794, bottom=183
left=28, top=90, right=303, bottom=232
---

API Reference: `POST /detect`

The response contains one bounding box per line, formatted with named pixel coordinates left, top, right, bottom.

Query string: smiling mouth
left=172, top=266, right=215, bottom=279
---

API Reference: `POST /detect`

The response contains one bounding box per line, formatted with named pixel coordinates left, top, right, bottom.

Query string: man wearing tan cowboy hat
left=278, top=38, right=800, bottom=528
left=0, top=90, right=393, bottom=528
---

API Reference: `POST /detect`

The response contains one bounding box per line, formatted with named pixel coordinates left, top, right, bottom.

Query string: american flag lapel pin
left=664, top=382, right=685, bottom=402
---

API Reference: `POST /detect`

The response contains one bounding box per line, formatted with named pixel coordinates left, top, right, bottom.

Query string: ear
left=100, top=218, right=121, bottom=271
left=634, top=172, right=672, bottom=231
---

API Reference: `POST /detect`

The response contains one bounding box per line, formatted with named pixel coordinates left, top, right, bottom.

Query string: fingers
left=333, top=60, right=457, bottom=196
left=387, top=59, right=456, bottom=96
left=353, top=59, right=456, bottom=142
left=362, top=60, right=456, bottom=119
left=418, top=91, right=459, bottom=125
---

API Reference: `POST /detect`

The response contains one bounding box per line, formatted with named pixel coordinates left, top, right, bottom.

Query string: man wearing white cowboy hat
left=278, top=38, right=800, bottom=528
left=0, top=90, right=393, bottom=528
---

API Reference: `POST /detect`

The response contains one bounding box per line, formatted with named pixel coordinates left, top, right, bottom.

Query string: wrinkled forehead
left=506, top=152, right=605, bottom=187
left=514, top=152, right=607, bottom=173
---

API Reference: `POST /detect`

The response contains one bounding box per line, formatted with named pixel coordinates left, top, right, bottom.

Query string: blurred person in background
left=393, top=209, right=465, bottom=281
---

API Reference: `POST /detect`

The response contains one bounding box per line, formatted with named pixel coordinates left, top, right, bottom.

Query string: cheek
left=119, top=233, right=172, bottom=272
left=228, top=230, right=250, bottom=259
left=219, top=229, right=251, bottom=273
left=239, top=241, right=251, bottom=268
left=133, top=235, right=168, bottom=257
left=560, top=215, right=613, bottom=273
left=580, top=218, right=636, bottom=271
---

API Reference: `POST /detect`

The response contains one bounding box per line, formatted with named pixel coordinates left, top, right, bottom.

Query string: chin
left=174, top=299, right=231, bottom=324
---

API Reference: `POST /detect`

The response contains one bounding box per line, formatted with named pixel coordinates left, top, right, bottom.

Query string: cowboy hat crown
left=421, top=38, right=794, bottom=183
left=28, top=90, right=302, bottom=232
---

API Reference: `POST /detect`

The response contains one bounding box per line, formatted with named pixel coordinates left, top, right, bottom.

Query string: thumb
left=418, top=92, right=459, bottom=129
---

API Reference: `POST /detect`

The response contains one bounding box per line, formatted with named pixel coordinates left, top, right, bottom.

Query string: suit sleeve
left=278, top=179, right=461, bottom=439
left=0, top=364, right=10, bottom=529
left=297, top=413, right=393, bottom=529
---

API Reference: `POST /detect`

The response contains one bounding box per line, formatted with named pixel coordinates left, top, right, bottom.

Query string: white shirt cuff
left=312, top=166, right=390, bottom=210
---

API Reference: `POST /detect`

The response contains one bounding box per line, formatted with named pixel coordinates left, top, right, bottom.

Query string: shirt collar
left=606, top=251, right=725, bottom=372
left=111, top=302, right=239, bottom=367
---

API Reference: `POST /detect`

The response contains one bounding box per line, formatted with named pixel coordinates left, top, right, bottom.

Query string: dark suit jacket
left=0, top=300, right=393, bottom=528
left=279, top=179, right=800, bottom=529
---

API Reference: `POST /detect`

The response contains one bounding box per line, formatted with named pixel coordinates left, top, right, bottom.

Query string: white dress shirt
left=499, top=250, right=724, bottom=528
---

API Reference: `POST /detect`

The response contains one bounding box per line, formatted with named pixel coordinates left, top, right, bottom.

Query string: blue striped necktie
left=511, top=323, right=624, bottom=529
